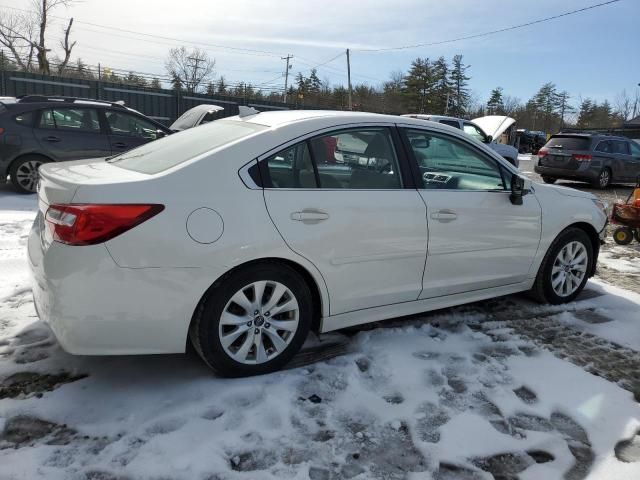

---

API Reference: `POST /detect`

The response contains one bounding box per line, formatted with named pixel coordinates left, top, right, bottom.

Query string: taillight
left=538, top=148, right=548, bottom=158
left=571, top=154, right=592, bottom=161
left=45, top=204, right=164, bottom=246
left=0, top=127, right=5, bottom=135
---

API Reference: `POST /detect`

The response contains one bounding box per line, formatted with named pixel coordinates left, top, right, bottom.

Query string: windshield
left=108, top=120, right=267, bottom=174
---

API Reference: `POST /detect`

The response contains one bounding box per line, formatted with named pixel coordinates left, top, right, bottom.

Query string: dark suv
left=534, top=133, right=640, bottom=189
left=0, top=96, right=171, bottom=193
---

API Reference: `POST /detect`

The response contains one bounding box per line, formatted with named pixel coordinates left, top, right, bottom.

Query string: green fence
left=0, top=70, right=296, bottom=125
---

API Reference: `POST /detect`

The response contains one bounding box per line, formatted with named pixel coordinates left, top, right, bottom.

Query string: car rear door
left=629, top=141, right=640, bottom=181
left=105, top=109, right=162, bottom=154
left=261, top=125, right=428, bottom=316
left=34, top=107, right=111, bottom=161
left=611, top=140, right=634, bottom=181
left=400, top=126, right=542, bottom=298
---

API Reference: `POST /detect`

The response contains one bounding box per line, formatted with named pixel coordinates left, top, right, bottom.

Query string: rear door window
left=106, top=111, right=159, bottom=140
left=38, top=108, right=101, bottom=132
left=545, top=136, right=591, bottom=151
left=462, top=122, right=486, bottom=142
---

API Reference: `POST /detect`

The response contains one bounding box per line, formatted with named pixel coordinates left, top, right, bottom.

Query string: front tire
left=541, top=176, right=557, bottom=184
left=530, top=228, right=593, bottom=304
left=9, top=155, right=49, bottom=194
left=190, top=263, right=312, bottom=377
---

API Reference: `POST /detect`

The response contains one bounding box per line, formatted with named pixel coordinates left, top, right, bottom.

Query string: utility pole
left=346, top=48, right=352, bottom=111
left=281, top=54, right=292, bottom=103
left=559, top=92, right=567, bottom=130
left=186, top=55, right=204, bottom=94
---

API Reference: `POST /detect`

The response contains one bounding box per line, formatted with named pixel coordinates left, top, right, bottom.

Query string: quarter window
left=611, top=140, right=630, bottom=155
left=405, top=129, right=506, bottom=191
left=106, top=111, right=159, bottom=140
left=38, top=108, right=100, bottom=132
left=595, top=141, right=612, bottom=153
left=630, top=142, right=640, bottom=156
left=264, top=142, right=317, bottom=188
left=14, top=111, right=35, bottom=127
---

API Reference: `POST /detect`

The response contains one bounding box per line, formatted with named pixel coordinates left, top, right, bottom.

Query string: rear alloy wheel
left=10, top=156, right=48, bottom=194
left=190, top=263, right=312, bottom=377
left=594, top=169, right=611, bottom=189
left=541, top=176, right=557, bottom=184
left=613, top=227, right=634, bottom=245
left=530, top=228, right=593, bottom=304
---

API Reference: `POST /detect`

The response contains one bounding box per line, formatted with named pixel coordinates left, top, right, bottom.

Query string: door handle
left=431, top=210, right=457, bottom=221
left=112, top=142, right=128, bottom=148
left=45, top=136, right=60, bottom=142
left=290, top=209, right=329, bottom=224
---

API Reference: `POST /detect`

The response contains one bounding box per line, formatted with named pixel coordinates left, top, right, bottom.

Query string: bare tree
left=0, top=0, right=77, bottom=74
left=614, top=89, right=636, bottom=121
left=165, top=47, right=215, bottom=94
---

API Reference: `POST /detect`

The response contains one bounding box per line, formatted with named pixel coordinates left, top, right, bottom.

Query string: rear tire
left=189, top=263, right=312, bottom=377
left=530, top=228, right=593, bottom=304
left=9, top=155, right=50, bottom=194
left=542, top=176, right=556, bottom=184
left=613, top=227, right=634, bottom=245
left=635, top=229, right=640, bottom=243
left=593, top=168, right=611, bottom=189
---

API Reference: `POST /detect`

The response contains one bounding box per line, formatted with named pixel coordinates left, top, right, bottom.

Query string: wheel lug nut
left=265, top=323, right=270, bottom=328
left=254, top=328, right=260, bottom=334
left=247, top=321, right=253, bottom=327
left=254, top=310, right=259, bottom=315
left=264, top=311, right=270, bottom=317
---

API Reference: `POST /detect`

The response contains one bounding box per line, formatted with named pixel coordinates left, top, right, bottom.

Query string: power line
left=356, top=0, right=622, bottom=52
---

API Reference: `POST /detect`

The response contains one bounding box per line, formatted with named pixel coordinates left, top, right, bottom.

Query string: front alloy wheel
left=550, top=241, right=589, bottom=297
left=530, top=227, right=593, bottom=304
left=190, top=263, right=312, bottom=377
left=595, top=169, right=611, bottom=189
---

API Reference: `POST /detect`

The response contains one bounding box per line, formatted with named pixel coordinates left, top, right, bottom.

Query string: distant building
left=625, top=115, right=640, bottom=127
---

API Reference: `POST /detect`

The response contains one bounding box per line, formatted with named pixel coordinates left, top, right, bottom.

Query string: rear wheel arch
left=9, top=153, right=53, bottom=174
left=188, top=257, right=326, bottom=348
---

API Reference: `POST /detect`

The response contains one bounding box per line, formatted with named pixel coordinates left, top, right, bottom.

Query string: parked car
left=516, top=129, right=547, bottom=154
left=0, top=95, right=172, bottom=193
left=534, top=133, right=640, bottom=188
left=29, top=110, right=607, bottom=376
left=402, top=114, right=519, bottom=167
left=169, top=104, right=225, bottom=132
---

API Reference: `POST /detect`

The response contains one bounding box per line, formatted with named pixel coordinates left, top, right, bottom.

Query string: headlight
left=591, top=198, right=608, bottom=215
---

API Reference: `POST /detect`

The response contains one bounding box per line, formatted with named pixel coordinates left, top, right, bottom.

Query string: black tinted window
left=595, top=141, right=611, bottom=153
left=264, top=142, right=317, bottom=189
left=612, top=141, right=630, bottom=155
left=545, top=136, right=590, bottom=150
left=37, top=108, right=101, bottom=132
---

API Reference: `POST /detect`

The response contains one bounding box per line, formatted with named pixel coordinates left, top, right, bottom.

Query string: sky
left=2, top=0, right=639, bottom=106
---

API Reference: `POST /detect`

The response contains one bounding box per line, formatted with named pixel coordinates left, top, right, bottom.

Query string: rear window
left=545, top=136, right=591, bottom=151
left=108, top=120, right=267, bottom=174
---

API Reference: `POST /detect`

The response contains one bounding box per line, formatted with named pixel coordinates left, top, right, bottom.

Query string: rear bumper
left=534, top=164, right=598, bottom=182
left=27, top=216, right=205, bottom=355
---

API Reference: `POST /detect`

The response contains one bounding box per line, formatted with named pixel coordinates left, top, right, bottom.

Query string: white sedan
left=28, top=109, right=608, bottom=376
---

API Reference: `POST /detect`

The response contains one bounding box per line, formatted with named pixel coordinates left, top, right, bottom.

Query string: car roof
left=230, top=109, right=442, bottom=129
left=553, top=132, right=629, bottom=141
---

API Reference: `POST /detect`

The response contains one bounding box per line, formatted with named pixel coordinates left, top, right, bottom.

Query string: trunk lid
left=539, top=135, right=593, bottom=170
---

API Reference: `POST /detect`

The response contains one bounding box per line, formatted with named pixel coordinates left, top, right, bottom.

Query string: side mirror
left=156, top=129, right=168, bottom=139
left=510, top=174, right=531, bottom=205
left=485, top=135, right=493, bottom=144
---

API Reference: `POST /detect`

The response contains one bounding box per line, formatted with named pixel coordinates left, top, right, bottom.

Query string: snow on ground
left=1, top=185, right=640, bottom=479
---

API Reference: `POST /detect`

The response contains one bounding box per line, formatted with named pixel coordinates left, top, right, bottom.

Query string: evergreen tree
left=487, top=87, right=504, bottom=115
left=449, top=54, right=470, bottom=117
left=216, top=76, right=227, bottom=95
left=431, top=56, right=451, bottom=114
left=150, top=77, right=162, bottom=89
left=205, top=82, right=215, bottom=95
left=403, top=58, right=434, bottom=113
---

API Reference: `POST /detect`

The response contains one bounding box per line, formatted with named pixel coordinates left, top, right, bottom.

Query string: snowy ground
left=2, top=182, right=640, bottom=480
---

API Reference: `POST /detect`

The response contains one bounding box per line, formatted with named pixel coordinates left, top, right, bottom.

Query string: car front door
left=262, top=126, right=428, bottom=316
left=105, top=110, right=162, bottom=154
left=35, top=107, right=111, bottom=161
left=611, top=140, right=635, bottom=181
left=401, top=127, right=542, bottom=298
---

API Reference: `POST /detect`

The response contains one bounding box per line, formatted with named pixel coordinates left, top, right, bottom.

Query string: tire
left=593, top=168, right=611, bottom=189
left=9, top=155, right=49, bottom=194
left=189, top=263, right=312, bottom=377
left=542, top=176, right=557, bottom=184
left=530, top=228, right=593, bottom=305
left=635, top=229, right=640, bottom=243
left=613, top=227, right=634, bottom=245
